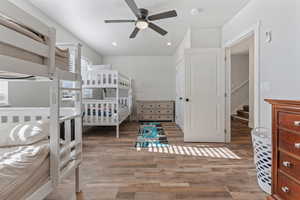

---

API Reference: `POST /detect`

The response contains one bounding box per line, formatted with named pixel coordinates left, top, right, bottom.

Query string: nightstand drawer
left=279, top=152, right=300, bottom=179
left=279, top=129, right=300, bottom=157
left=279, top=112, right=300, bottom=132
left=276, top=172, right=300, bottom=200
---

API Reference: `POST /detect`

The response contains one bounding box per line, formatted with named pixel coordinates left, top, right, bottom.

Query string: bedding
left=0, top=120, right=49, bottom=148
left=0, top=141, right=50, bottom=200
left=0, top=14, right=70, bottom=72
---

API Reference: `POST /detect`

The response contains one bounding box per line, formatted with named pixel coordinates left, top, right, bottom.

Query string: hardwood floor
left=47, top=122, right=266, bottom=200
left=231, top=119, right=252, bottom=145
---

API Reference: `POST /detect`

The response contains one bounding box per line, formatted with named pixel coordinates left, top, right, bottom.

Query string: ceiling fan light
left=136, top=20, right=148, bottom=30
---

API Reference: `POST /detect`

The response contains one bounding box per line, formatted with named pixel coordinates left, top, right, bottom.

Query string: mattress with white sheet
left=0, top=121, right=50, bottom=200
left=0, top=120, right=76, bottom=199
left=0, top=141, right=50, bottom=200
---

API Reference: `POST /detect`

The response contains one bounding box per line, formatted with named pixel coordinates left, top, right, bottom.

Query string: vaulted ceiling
left=29, top=0, right=250, bottom=56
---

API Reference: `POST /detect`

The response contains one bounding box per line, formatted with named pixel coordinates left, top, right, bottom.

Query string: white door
left=184, top=48, right=225, bottom=142
left=175, top=59, right=185, bottom=130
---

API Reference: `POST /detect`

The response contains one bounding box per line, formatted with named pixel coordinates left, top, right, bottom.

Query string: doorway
left=224, top=22, right=261, bottom=143
left=230, top=37, right=253, bottom=144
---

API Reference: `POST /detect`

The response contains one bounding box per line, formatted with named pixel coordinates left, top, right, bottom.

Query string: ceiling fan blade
left=124, top=0, right=141, bottom=18
left=148, top=10, right=178, bottom=21
left=105, top=20, right=135, bottom=23
left=130, top=27, right=140, bottom=39
left=148, top=23, right=168, bottom=36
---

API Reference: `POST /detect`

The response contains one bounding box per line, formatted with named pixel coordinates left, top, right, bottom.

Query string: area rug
left=135, top=122, right=168, bottom=148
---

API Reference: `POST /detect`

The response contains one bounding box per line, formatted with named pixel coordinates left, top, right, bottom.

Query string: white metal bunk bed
left=0, top=1, right=82, bottom=199
left=82, top=68, right=132, bottom=138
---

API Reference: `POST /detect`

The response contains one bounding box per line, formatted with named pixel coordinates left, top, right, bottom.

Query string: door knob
left=179, top=97, right=183, bottom=100
left=186, top=98, right=190, bottom=102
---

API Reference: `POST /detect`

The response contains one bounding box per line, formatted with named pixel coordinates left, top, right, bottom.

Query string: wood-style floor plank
left=47, top=121, right=266, bottom=200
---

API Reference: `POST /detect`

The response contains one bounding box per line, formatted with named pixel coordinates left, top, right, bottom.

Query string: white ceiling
left=29, top=0, right=250, bottom=56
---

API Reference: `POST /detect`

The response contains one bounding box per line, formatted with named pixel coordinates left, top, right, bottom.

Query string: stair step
left=237, top=110, right=249, bottom=119
left=243, top=105, right=249, bottom=112
left=231, top=114, right=249, bottom=125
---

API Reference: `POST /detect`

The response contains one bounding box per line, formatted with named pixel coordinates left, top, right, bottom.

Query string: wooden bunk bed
left=82, top=68, right=132, bottom=138
left=0, top=1, right=82, bottom=199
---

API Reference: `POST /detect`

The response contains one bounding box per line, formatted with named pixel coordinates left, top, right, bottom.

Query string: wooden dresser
left=137, top=101, right=174, bottom=122
left=266, top=100, right=300, bottom=200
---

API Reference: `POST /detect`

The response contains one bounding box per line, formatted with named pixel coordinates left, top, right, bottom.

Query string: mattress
left=0, top=14, right=70, bottom=72
left=0, top=140, right=50, bottom=200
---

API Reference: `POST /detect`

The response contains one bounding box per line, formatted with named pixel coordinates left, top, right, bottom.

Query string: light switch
left=266, top=31, right=272, bottom=43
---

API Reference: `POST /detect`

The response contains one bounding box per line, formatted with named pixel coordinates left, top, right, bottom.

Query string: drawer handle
left=294, top=121, right=300, bottom=126
left=295, top=143, right=300, bottom=149
left=282, top=161, right=292, bottom=168
left=281, top=186, right=290, bottom=193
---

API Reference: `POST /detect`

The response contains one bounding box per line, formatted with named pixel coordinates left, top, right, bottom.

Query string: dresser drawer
left=157, top=115, right=173, bottom=121
left=279, top=129, right=300, bottom=157
left=276, top=172, right=300, bottom=200
left=279, top=152, right=300, bottom=179
left=156, top=109, right=173, bottom=115
left=279, top=112, right=300, bottom=132
left=156, top=102, right=173, bottom=109
left=140, top=114, right=156, bottom=121
left=138, top=109, right=155, bottom=115
left=138, top=103, right=156, bottom=109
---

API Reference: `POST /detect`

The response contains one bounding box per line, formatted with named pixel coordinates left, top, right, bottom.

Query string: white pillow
left=0, top=121, right=49, bottom=148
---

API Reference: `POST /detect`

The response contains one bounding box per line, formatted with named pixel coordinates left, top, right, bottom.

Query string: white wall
left=231, top=55, right=249, bottom=114
left=191, top=28, right=221, bottom=48
left=7, top=0, right=102, bottom=107
left=103, top=56, right=175, bottom=101
left=231, top=55, right=249, bottom=90
left=174, top=28, right=192, bottom=63
left=173, top=27, right=221, bottom=63
left=223, top=0, right=299, bottom=132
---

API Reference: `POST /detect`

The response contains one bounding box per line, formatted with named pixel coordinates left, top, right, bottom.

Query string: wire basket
left=251, top=127, right=272, bottom=194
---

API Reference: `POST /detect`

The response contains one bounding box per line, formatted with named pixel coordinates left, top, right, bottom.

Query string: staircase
left=231, top=105, right=249, bottom=125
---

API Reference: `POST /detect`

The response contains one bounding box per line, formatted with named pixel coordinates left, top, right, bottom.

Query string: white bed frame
left=0, top=1, right=82, bottom=199
left=82, top=69, right=132, bottom=138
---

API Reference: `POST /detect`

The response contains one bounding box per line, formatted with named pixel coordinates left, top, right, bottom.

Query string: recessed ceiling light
left=190, top=8, right=204, bottom=16
left=167, top=42, right=172, bottom=46
left=112, top=42, right=117, bottom=47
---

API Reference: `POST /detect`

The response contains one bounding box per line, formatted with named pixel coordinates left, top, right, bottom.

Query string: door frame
left=223, top=21, right=261, bottom=143
left=175, top=57, right=185, bottom=130
left=184, top=48, right=225, bottom=142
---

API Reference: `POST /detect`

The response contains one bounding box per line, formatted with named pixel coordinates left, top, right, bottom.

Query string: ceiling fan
left=104, top=0, right=178, bottom=39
